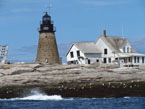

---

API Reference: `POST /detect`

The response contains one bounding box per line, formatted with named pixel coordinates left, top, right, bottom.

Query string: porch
left=117, top=53, right=145, bottom=67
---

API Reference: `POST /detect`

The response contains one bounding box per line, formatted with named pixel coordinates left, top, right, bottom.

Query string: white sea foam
left=20, top=94, right=62, bottom=100
left=0, top=89, right=63, bottom=101
left=0, top=90, right=74, bottom=101
left=124, top=96, right=130, bottom=99
left=0, top=95, right=63, bottom=101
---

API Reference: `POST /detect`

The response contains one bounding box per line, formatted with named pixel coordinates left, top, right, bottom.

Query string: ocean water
left=0, top=92, right=145, bottom=109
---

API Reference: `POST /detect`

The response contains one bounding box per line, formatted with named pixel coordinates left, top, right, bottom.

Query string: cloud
left=80, top=1, right=130, bottom=6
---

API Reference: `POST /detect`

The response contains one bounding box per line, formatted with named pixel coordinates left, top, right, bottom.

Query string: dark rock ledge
left=1, top=81, right=145, bottom=99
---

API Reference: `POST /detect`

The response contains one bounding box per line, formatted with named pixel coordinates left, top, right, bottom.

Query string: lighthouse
left=36, top=12, right=60, bottom=64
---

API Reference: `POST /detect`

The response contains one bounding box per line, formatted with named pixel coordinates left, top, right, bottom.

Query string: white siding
left=66, top=44, right=102, bottom=64
left=66, top=45, right=86, bottom=64
left=96, top=38, right=116, bottom=63
left=85, top=53, right=102, bottom=64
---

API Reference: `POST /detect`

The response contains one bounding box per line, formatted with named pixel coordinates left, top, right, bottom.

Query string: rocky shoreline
left=0, top=63, right=145, bottom=98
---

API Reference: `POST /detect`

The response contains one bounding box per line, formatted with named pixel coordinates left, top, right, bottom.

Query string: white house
left=66, top=42, right=102, bottom=64
left=66, top=30, right=145, bottom=67
left=96, top=30, right=145, bottom=67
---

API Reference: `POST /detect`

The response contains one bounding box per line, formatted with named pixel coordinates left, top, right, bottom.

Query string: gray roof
left=73, top=42, right=101, bottom=54
left=98, top=36, right=128, bottom=53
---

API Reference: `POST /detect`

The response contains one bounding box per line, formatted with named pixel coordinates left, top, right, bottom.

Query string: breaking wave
left=18, top=94, right=62, bottom=100
left=0, top=95, right=63, bottom=101
left=0, top=90, right=65, bottom=101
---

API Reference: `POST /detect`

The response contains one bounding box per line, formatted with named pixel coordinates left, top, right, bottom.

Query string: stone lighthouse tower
left=36, top=12, right=60, bottom=64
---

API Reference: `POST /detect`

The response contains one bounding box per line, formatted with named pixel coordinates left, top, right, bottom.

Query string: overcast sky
left=0, top=0, right=145, bottom=63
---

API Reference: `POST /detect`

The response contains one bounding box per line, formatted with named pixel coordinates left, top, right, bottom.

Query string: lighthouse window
left=44, top=17, right=50, bottom=21
left=43, top=27, right=49, bottom=30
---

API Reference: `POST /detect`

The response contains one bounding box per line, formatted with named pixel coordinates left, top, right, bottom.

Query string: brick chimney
left=104, top=29, right=106, bottom=37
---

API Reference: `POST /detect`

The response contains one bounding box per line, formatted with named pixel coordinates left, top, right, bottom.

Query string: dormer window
left=127, top=47, right=129, bottom=53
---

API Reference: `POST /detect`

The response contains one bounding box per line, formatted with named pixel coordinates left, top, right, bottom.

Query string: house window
left=1, top=51, right=5, bottom=56
left=127, top=47, right=129, bottom=53
left=115, top=58, right=118, bottom=60
left=134, top=56, right=136, bottom=63
left=104, top=58, right=107, bottom=63
left=2, top=47, right=6, bottom=51
left=70, top=52, right=74, bottom=58
left=77, top=51, right=80, bottom=57
left=123, top=47, right=125, bottom=53
left=129, top=57, right=132, bottom=62
left=109, top=58, right=111, bottom=63
left=137, top=57, right=140, bottom=63
left=128, top=57, right=131, bottom=62
left=88, top=59, right=90, bottom=64
left=104, top=49, right=107, bottom=54
left=142, top=57, right=144, bottom=63
left=124, top=58, right=127, bottom=63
